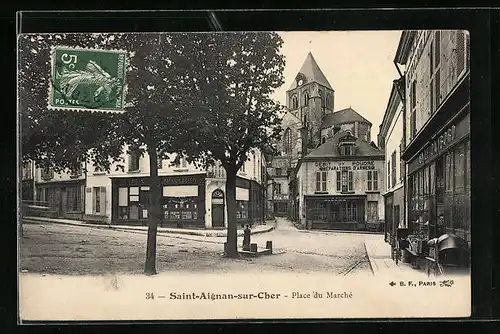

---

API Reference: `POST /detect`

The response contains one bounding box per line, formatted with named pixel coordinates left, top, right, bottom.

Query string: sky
left=272, top=31, right=402, bottom=139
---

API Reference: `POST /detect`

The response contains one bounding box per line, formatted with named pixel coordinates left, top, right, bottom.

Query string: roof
left=378, top=79, right=404, bottom=138
left=304, top=130, right=384, bottom=160
left=287, top=52, right=333, bottom=91
left=321, top=107, right=372, bottom=128
left=394, top=30, right=418, bottom=65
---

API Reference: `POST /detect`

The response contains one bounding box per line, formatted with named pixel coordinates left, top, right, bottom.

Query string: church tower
left=286, top=52, right=335, bottom=149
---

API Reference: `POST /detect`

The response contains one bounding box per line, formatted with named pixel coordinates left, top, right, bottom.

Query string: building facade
left=272, top=52, right=384, bottom=230
left=395, top=30, right=470, bottom=246
left=266, top=156, right=291, bottom=217
left=292, top=130, right=385, bottom=230
left=378, top=79, right=406, bottom=242
left=32, top=148, right=267, bottom=229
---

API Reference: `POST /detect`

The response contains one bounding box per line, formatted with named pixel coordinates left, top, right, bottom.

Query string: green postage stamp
left=50, top=47, right=126, bottom=112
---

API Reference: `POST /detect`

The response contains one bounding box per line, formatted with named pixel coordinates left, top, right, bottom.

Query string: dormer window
left=338, top=132, right=357, bottom=156
left=340, top=144, right=355, bottom=156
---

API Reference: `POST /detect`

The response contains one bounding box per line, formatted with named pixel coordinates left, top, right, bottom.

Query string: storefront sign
left=315, top=160, right=376, bottom=171
left=275, top=194, right=289, bottom=201
left=409, top=113, right=469, bottom=173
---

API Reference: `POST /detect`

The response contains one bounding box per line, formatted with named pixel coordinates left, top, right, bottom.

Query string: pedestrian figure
left=243, top=224, right=251, bottom=251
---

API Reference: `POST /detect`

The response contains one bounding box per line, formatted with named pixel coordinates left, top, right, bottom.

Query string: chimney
left=300, top=115, right=308, bottom=157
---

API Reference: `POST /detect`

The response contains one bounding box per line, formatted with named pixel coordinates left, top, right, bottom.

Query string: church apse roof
left=287, top=52, right=333, bottom=91
left=321, top=107, right=372, bottom=129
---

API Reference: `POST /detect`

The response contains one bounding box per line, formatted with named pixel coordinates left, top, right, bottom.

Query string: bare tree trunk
left=225, top=165, right=238, bottom=258
left=144, top=146, right=161, bottom=275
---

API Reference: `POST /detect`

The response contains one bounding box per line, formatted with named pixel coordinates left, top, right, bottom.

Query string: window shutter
left=456, top=31, right=465, bottom=76
left=92, top=188, right=97, bottom=213
left=100, top=187, right=106, bottom=214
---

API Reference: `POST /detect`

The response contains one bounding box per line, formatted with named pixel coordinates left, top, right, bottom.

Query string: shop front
left=111, top=173, right=206, bottom=227
left=35, top=180, right=85, bottom=220
left=406, top=111, right=470, bottom=257
left=384, top=186, right=404, bottom=242
left=305, top=195, right=366, bottom=230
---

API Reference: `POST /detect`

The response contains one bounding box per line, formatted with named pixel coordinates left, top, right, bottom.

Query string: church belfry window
left=291, top=95, right=298, bottom=109
left=318, top=90, right=325, bottom=107
left=283, top=128, right=292, bottom=155
left=326, top=93, right=333, bottom=110
left=303, top=91, right=310, bottom=106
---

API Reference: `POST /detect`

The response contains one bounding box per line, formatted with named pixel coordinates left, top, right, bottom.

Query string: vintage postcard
left=17, top=30, right=471, bottom=322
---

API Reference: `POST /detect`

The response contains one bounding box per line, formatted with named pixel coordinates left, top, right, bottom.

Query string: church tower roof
left=287, top=52, right=333, bottom=91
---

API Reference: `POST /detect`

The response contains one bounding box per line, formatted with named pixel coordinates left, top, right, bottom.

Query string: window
left=303, top=91, right=309, bottom=106
left=66, top=186, right=83, bottom=212
left=326, top=93, right=333, bottom=110
left=321, top=136, right=327, bottom=144
left=283, top=128, right=292, bottom=155
left=387, top=161, right=391, bottom=189
left=339, top=143, right=355, bottom=156
left=410, top=80, right=417, bottom=138
left=316, top=171, right=327, bottom=192
left=274, top=183, right=281, bottom=195
left=313, top=202, right=328, bottom=220
left=367, top=201, right=378, bottom=221
left=318, top=90, right=325, bottom=107
left=157, top=155, right=163, bottom=169
left=291, top=95, right=298, bottom=109
left=275, top=167, right=282, bottom=176
left=400, top=142, right=405, bottom=181
left=240, top=162, right=246, bottom=173
left=41, top=167, right=54, bottom=181
left=236, top=201, right=248, bottom=220
left=456, top=31, right=466, bottom=77
left=344, top=202, right=357, bottom=221
left=93, top=186, right=106, bottom=214
left=163, top=198, right=198, bottom=221
left=430, top=31, right=442, bottom=114
left=367, top=170, right=378, bottom=191
left=128, top=150, right=140, bottom=171
left=392, top=151, right=397, bottom=187
left=337, top=170, right=353, bottom=193
left=22, top=163, right=33, bottom=180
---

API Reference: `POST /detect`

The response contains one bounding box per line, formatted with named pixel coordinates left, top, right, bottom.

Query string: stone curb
left=299, top=229, right=384, bottom=235
left=364, top=241, right=377, bottom=276
left=22, top=217, right=276, bottom=238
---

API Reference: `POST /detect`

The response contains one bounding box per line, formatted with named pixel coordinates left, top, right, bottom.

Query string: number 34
left=61, top=53, right=78, bottom=69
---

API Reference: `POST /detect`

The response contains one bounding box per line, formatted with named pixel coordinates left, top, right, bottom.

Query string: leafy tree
left=19, top=33, right=196, bottom=275
left=179, top=32, right=286, bottom=258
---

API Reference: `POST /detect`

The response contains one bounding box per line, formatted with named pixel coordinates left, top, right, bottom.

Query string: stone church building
left=269, top=52, right=385, bottom=231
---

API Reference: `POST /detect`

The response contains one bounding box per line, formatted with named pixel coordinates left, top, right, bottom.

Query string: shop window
left=337, top=170, right=353, bottom=193
left=344, top=202, right=357, bottom=221
left=367, top=201, right=378, bottom=221
left=313, top=202, right=328, bottom=221
left=128, top=151, right=140, bottom=172
left=66, top=185, right=83, bottom=212
left=367, top=170, right=378, bottom=191
left=316, top=171, right=327, bottom=192
left=163, top=198, right=198, bottom=220
left=236, top=201, right=248, bottom=220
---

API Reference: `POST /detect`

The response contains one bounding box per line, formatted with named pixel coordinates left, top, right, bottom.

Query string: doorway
left=211, top=189, right=225, bottom=228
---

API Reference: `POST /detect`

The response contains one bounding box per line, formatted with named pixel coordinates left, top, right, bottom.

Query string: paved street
left=20, top=217, right=380, bottom=276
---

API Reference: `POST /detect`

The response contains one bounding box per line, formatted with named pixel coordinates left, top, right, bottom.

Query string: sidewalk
left=364, top=238, right=428, bottom=278
left=22, top=216, right=276, bottom=238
